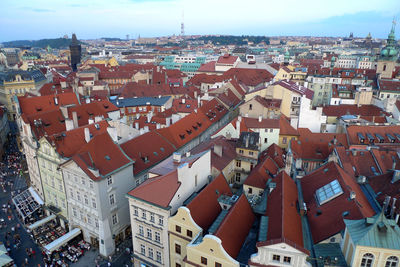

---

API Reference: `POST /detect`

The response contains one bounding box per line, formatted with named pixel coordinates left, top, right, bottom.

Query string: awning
left=0, top=244, right=13, bottom=266
left=28, top=187, right=44, bottom=205
left=28, top=214, right=56, bottom=231
left=44, top=228, right=81, bottom=253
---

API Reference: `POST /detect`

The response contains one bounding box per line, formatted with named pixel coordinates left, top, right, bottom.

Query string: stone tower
left=69, top=33, right=81, bottom=72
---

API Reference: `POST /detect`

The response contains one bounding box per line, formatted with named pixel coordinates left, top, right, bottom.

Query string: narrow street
left=0, top=133, right=44, bottom=267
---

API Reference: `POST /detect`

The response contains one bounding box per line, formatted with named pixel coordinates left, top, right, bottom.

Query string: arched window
left=386, top=256, right=399, bottom=267
left=361, top=253, right=374, bottom=267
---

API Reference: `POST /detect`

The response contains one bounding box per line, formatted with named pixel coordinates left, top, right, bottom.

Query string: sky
left=0, top=0, right=399, bottom=42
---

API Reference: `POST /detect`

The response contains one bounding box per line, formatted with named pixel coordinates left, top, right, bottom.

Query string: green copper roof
left=258, top=216, right=268, bottom=242
left=313, top=243, right=348, bottom=267
left=344, top=212, right=400, bottom=250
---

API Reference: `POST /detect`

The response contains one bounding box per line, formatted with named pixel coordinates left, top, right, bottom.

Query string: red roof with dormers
left=214, top=194, right=255, bottom=258
left=18, top=92, right=79, bottom=116
left=243, top=117, right=280, bottom=129
left=346, top=125, right=400, bottom=147
left=378, top=79, right=400, bottom=92
left=39, top=83, right=73, bottom=96
left=66, top=100, right=119, bottom=127
left=262, top=171, right=305, bottom=251
left=25, top=109, right=67, bottom=139
left=186, top=173, right=232, bottom=230
left=259, top=143, right=286, bottom=168
left=156, top=99, right=228, bottom=149
left=116, top=82, right=172, bottom=98
left=172, top=98, right=199, bottom=114
left=300, top=161, right=375, bottom=243
left=72, top=132, right=133, bottom=181
left=48, top=120, right=109, bottom=158
left=253, top=96, right=281, bottom=109
left=120, top=131, right=176, bottom=175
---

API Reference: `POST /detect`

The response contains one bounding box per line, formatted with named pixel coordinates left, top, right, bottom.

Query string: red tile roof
left=346, top=125, right=400, bottom=146
left=156, top=99, right=227, bottom=149
left=49, top=120, right=109, bottom=158
left=243, top=117, right=280, bottom=129
left=224, top=68, right=274, bottom=87
left=215, top=194, right=255, bottom=258
left=273, top=80, right=314, bottom=100
left=127, top=170, right=180, bottom=208
left=66, top=100, right=119, bottom=127
left=72, top=132, right=133, bottom=181
left=378, top=79, right=400, bottom=92
left=190, top=136, right=237, bottom=172
left=298, top=128, right=348, bottom=148
left=262, top=171, right=305, bottom=249
left=25, top=109, right=66, bottom=139
left=197, top=61, right=216, bottom=72
left=116, top=82, right=173, bottom=98
left=322, top=105, right=385, bottom=117
left=300, top=161, right=375, bottom=243
left=217, top=54, right=238, bottom=65
left=368, top=171, right=400, bottom=205
left=260, top=144, right=286, bottom=168
left=187, top=173, right=232, bottom=230
left=121, top=131, right=176, bottom=175
left=18, top=92, right=79, bottom=116
left=253, top=96, right=281, bottom=109
left=279, top=116, right=299, bottom=136
left=39, top=83, right=73, bottom=96
left=244, top=157, right=278, bottom=189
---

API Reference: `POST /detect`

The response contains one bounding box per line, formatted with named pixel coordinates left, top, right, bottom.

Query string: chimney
left=214, top=145, right=223, bottom=157
left=173, top=152, right=181, bottom=163
left=186, top=151, right=191, bottom=158
left=392, top=161, right=397, bottom=170
left=72, top=111, right=78, bottom=129
left=107, top=126, right=118, bottom=143
left=84, top=128, right=91, bottom=143
left=135, top=122, right=139, bottom=130
left=236, top=119, right=241, bottom=136
left=238, top=115, right=242, bottom=122
left=65, top=119, right=74, bottom=131
left=197, top=95, right=201, bottom=107
left=144, top=126, right=149, bottom=133
left=95, top=116, right=102, bottom=123
left=350, top=191, right=356, bottom=200
left=182, top=98, right=186, bottom=104
left=258, top=115, right=262, bottom=122
left=391, top=198, right=397, bottom=219
left=352, top=150, right=357, bottom=156
left=54, top=97, right=59, bottom=106
left=156, top=123, right=161, bottom=129
left=194, top=91, right=197, bottom=99
left=333, top=135, right=337, bottom=145
left=60, top=106, right=68, bottom=119
left=88, top=117, right=94, bottom=124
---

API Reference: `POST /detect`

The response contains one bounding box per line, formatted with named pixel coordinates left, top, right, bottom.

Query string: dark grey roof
left=0, top=69, right=46, bottom=85
left=110, top=96, right=171, bottom=107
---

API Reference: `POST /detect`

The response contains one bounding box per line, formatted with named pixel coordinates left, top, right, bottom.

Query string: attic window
left=186, top=129, right=192, bottom=135
left=153, top=151, right=158, bottom=156
left=36, top=107, right=42, bottom=112
left=192, top=125, right=198, bottom=130
left=105, top=155, right=111, bottom=160
left=316, top=179, right=343, bottom=205
left=197, top=122, right=202, bottom=127
left=160, top=147, right=164, bottom=152
left=179, top=134, right=185, bottom=140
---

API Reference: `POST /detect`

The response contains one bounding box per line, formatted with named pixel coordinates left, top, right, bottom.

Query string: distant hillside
left=2, top=38, right=82, bottom=49
left=196, top=35, right=270, bottom=45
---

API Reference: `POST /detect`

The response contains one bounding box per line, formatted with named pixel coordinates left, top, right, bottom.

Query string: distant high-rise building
left=69, top=33, right=81, bottom=72
left=181, top=10, right=184, bottom=36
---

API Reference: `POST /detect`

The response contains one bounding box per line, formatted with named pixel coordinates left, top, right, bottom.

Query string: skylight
left=316, top=179, right=343, bottom=205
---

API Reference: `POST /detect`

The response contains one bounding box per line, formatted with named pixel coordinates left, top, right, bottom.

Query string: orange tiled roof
left=186, top=173, right=232, bottom=230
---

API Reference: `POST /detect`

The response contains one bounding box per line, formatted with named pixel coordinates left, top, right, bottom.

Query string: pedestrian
left=25, top=258, right=28, bottom=264
left=108, top=262, right=111, bottom=267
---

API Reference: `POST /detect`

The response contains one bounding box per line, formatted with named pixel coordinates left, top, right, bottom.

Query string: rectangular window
left=283, top=256, right=291, bottom=263
left=175, top=244, right=181, bottom=255
left=282, top=137, right=287, bottom=144
left=148, top=247, right=153, bottom=259
left=175, top=225, right=181, bottom=233
left=249, top=151, right=254, bottom=156
left=142, top=211, right=146, bottom=219
left=92, top=198, right=97, bottom=209
left=72, top=207, right=77, bottom=217
left=139, top=226, right=144, bottom=236
left=107, top=177, right=113, bottom=186
left=84, top=195, right=89, bottom=205
left=147, top=228, right=152, bottom=239
left=176, top=264, right=181, bottom=267
left=69, top=188, right=74, bottom=198
left=187, top=230, right=193, bottom=238
left=156, top=251, right=161, bottom=263
left=158, top=216, right=163, bottom=225
left=235, top=172, right=241, bottom=182
left=109, top=194, right=115, bottom=206
left=134, top=206, right=138, bottom=216
left=112, top=214, right=118, bottom=225
left=155, top=232, right=160, bottom=242
left=236, top=160, right=241, bottom=167
left=77, top=191, right=81, bottom=201
left=150, top=212, right=155, bottom=222
left=95, top=218, right=99, bottom=228
left=264, top=138, right=268, bottom=143
left=215, top=263, right=222, bottom=267
left=89, top=181, right=94, bottom=189
left=239, top=149, right=243, bottom=154
left=273, top=255, right=280, bottom=262
left=81, top=178, right=85, bottom=185
left=87, top=215, right=92, bottom=225
left=201, top=257, right=207, bottom=265
left=140, top=244, right=145, bottom=255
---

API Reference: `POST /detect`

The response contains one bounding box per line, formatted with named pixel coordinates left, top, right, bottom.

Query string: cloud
left=31, top=8, right=54, bottom=13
